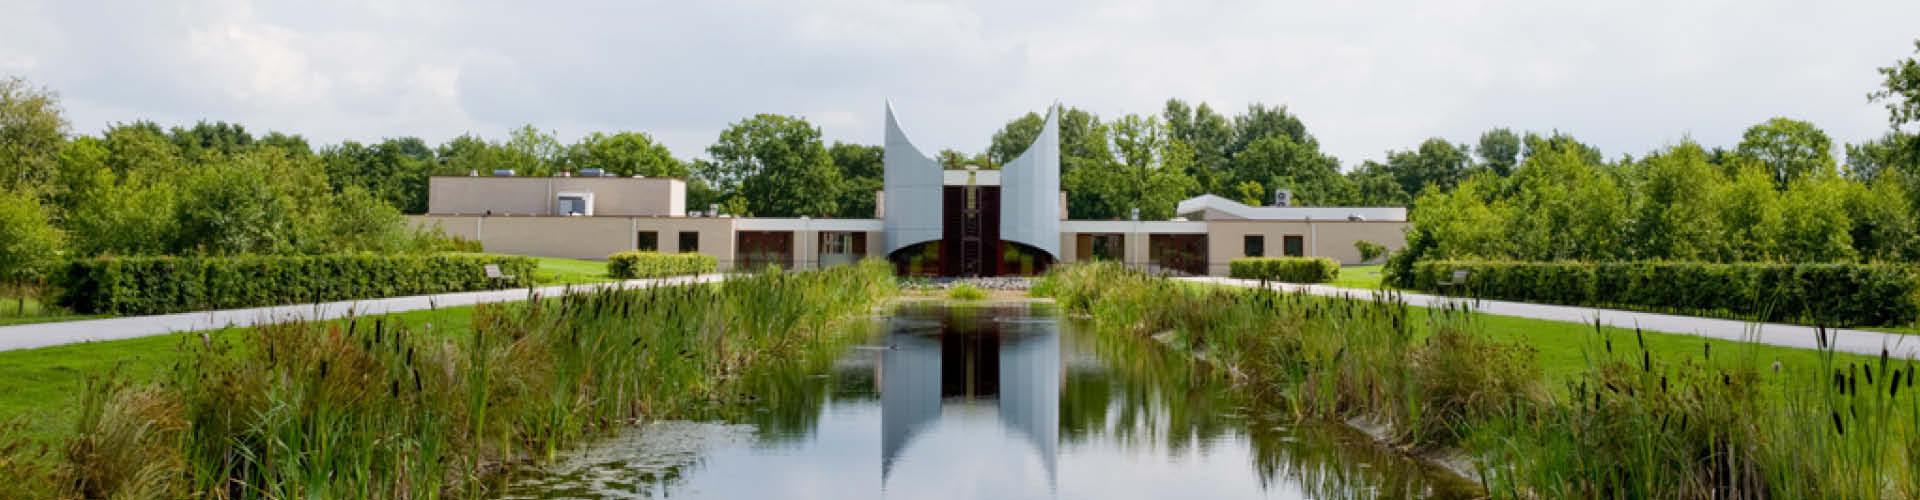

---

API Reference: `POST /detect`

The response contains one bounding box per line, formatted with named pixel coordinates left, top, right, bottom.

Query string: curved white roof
left=1174, top=194, right=1406, bottom=222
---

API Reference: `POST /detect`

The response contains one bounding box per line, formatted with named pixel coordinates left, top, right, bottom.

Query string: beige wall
left=410, top=213, right=1406, bottom=277
left=427, top=177, right=686, bottom=217
left=408, top=215, right=740, bottom=269
left=1204, top=220, right=1408, bottom=274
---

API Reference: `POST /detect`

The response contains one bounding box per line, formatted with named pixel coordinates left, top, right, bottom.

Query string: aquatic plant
left=0, top=259, right=895, bottom=498
left=946, top=283, right=987, bottom=301
left=1042, top=261, right=1920, bottom=498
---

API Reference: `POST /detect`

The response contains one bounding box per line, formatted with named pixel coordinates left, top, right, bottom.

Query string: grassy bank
left=0, top=295, right=102, bottom=326
left=525, top=255, right=617, bottom=284
left=1040, top=262, right=1918, bottom=498
left=1329, top=264, right=1386, bottom=290
left=0, top=260, right=895, bottom=498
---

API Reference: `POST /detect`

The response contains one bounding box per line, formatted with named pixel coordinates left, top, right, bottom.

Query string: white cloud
left=4, top=0, right=1916, bottom=165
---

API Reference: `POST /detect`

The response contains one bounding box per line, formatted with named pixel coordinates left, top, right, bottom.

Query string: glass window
left=679, top=231, right=699, bottom=253
left=558, top=196, right=587, bottom=216
left=1283, top=235, right=1304, bottom=257
left=637, top=231, right=658, bottom=252
left=1244, top=235, right=1265, bottom=257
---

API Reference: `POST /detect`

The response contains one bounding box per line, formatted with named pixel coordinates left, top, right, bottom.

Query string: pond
left=499, top=301, right=1478, bottom=499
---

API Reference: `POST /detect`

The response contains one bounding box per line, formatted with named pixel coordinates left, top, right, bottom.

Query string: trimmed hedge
left=1228, top=257, right=1341, bottom=283
left=54, top=254, right=537, bottom=315
left=606, top=251, right=717, bottom=279
left=1408, top=260, right=1920, bottom=327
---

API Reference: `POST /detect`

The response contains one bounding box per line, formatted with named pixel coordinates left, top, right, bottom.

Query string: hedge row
left=1408, top=260, right=1920, bottom=327
left=1228, top=257, right=1341, bottom=283
left=606, top=251, right=717, bottom=279
left=54, top=254, right=537, bottom=316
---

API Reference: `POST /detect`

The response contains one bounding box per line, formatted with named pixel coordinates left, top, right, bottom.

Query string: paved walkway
left=0, top=274, right=727, bottom=352
left=1179, top=277, right=1920, bottom=359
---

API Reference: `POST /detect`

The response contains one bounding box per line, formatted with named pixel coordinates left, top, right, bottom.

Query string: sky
left=3, top=0, right=1917, bottom=168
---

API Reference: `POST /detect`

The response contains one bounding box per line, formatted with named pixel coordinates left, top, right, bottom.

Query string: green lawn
left=527, top=255, right=615, bottom=284
left=1330, top=264, right=1387, bottom=290
left=1460, top=309, right=1880, bottom=389
left=0, top=295, right=99, bottom=327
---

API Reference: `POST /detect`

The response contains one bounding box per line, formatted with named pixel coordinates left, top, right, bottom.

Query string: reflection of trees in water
left=1062, top=319, right=1477, bottom=499
left=697, top=317, right=885, bottom=445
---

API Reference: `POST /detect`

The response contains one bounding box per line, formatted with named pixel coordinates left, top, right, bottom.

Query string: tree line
left=1391, top=40, right=1920, bottom=275
left=4, top=38, right=1918, bottom=290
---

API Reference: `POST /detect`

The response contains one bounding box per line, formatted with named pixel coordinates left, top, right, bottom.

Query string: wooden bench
left=484, top=264, right=515, bottom=282
left=1435, top=269, right=1470, bottom=295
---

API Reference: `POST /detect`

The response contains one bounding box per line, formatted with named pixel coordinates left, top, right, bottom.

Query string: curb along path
left=0, top=274, right=728, bottom=352
left=1179, top=277, right=1919, bottom=359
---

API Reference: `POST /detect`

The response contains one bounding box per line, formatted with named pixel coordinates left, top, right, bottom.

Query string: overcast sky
left=4, top=0, right=1917, bottom=167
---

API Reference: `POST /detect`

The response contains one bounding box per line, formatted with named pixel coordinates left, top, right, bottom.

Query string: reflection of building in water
left=878, top=311, right=1060, bottom=487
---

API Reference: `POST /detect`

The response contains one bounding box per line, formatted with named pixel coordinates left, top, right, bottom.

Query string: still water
left=501, top=302, right=1478, bottom=499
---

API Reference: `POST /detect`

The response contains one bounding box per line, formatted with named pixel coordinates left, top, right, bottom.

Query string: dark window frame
left=1283, top=235, right=1305, bottom=257
left=1244, top=234, right=1265, bottom=257
left=636, top=231, right=659, bottom=252
left=678, top=231, right=699, bottom=253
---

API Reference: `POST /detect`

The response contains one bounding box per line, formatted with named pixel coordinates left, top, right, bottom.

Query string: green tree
left=1228, top=134, right=1347, bottom=205
left=563, top=131, right=688, bottom=178
left=1844, top=131, right=1918, bottom=183
left=1475, top=128, right=1521, bottom=176
left=988, top=106, right=1114, bottom=215
left=1843, top=172, right=1918, bottom=261
left=1869, top=39, right=1920, bottom=128
left=101, top=121, right=184, bottom=176
left=1346, top=161, right=1410, bottom=206
left=1505, top=146, right=1628, bottom=261
left=1775, top=177, right=1856, bottom=261
left=829, top=142, right=883, bottom=218
left=173, top=149, right=327, bottom=254
left=313, top=185, right=409, bottom=253
left=0, top=190, right=65, bottom=310
left=701, top=114, right=842, bottom=217
left=1162, top=99, right=1234, bottom=194
left=1232, top=180, right=1265, bottom=206
left=322, top=137, right=436, bottom=214
left=1628, top=142, right=1726, bottom=260
left=0, top=77, right=68, bottom=196
left=1383, top=138, right=1472, bottom=198
left=436, top=134, right=514, bottom=176
left=1066, top=115, right=1199, bottom=220
left=168, top=120, right=254, bottom=162
left=1713, top=161, right=1785, bottom=261
left=1736, top=117, right=1837, bottom=189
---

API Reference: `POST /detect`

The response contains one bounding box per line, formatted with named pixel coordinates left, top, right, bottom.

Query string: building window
left=558, top=196, right=587, bottom=215
left=678, top=231, right=699, bottom=253
left=1244, top=235, right=1265, bottom=257
left=1283, top=235, right=1304, bottom=257
left=822, top=232, right=849, bottom=254
left=637, top=231, right=658, bottom=252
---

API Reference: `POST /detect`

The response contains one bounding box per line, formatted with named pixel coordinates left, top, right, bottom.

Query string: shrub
left=52, top=253, right=536, bottom=315
left=1228, top=257, right=1340, bottom=283
left=1408, top=260, right=1920, bottom=326
left=946, top=283, right=986, bottom=301
left=605, top=251, right=717, bottom=279
left=1354, top=240, right=1387, bottom=263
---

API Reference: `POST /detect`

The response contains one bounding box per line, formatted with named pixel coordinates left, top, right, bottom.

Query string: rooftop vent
left=579, top=168, right=606, bottom=177
left=1272, top=188, right=1293, bottom=207
left=492, top=169, right=516, bottom=177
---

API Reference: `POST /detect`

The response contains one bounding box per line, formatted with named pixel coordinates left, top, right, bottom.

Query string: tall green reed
left=1043, top=262, right=1920, bottom=498
left=1, top=259, right=895, bottom=499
